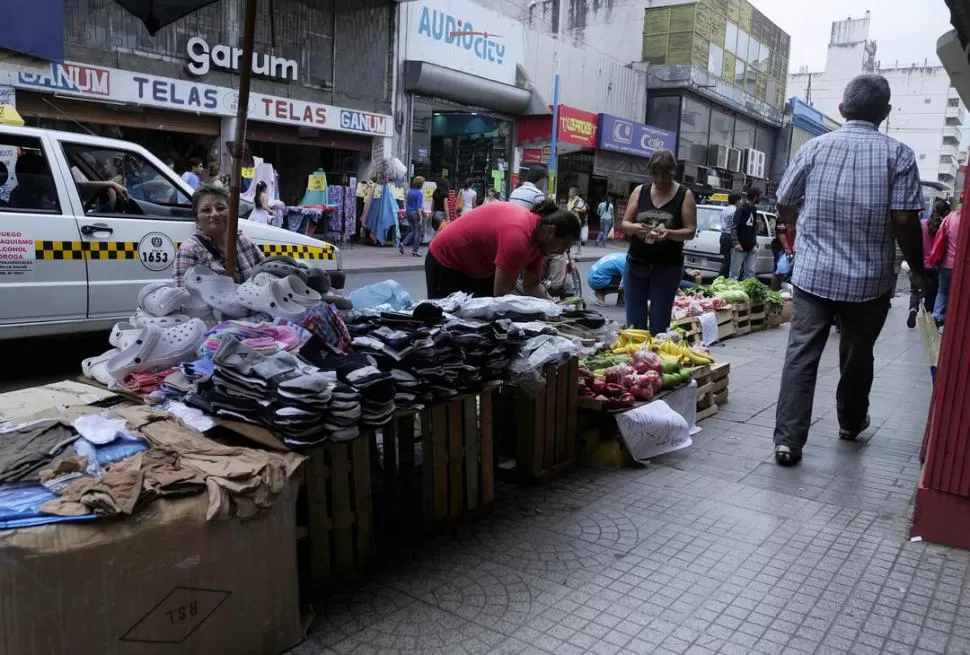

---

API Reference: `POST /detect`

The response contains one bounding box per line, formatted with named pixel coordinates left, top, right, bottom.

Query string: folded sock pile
left=198, top=336, right=361, bottom=446
left=198, top=319, right=311, bottom=359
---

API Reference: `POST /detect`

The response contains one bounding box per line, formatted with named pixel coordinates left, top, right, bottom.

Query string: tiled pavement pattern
left=294, top=300, right=970, bottom=655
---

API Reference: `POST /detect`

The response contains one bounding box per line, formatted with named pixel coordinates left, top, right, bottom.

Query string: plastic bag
left=348, top=280, right=412, bottom=311
left=457, top=295, right=563, bottom=320
left=508, top=335, right=581, bottom=390
left=580, top=225, right=590, bottom=243
left=615, top=397, right=692, bottom=463
left=775, top=253, right=792, bottom=276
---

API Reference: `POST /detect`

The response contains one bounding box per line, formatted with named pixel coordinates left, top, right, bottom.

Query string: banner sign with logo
left=597, top=113, right=676, bottom=159
left=3, top=62, right=393, bottom=138
left=404, top=0, right=523, bottom=85
left=517, top=106, right=598, bottom=149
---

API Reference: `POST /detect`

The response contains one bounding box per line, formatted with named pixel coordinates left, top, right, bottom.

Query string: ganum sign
left=186, top=37, right=298, bottom=82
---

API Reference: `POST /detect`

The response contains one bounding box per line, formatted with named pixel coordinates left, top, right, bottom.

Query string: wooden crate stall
left=300, top=437, right=374, bottom=589
left=733, top=303, right=752, bottom=336
left=716, top=308, right=737, bottom=341
left=749, top=302, right=767, bottom=332
left=494, top=358, right=579, bottom=482
left=379, top=390, right=495, bottom=532
left=669, top=316, right=702, bottom=345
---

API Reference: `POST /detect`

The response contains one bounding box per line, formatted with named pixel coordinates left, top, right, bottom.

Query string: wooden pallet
left=378, top=389, right=495, bottom=531
left=301, top=437, right=374, bottom=588
left=716, top=307, right=737, bottom=341
left=733, top=303, right=752, bottom=336
left=749, top=303, right=767, bottom=332
left=496, top=358, right=579, bottom=482
left=696, top=392, right=719, bottom=421
left=669, top=316, right=702, bottom=345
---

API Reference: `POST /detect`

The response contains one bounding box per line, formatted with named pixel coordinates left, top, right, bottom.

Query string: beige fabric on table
left=41, top=468, right=144, bottom=518
left=114, top=406, right=303, bottom=520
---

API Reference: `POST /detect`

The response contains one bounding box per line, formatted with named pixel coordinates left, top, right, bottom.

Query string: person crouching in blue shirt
left=588, top=252, right=627, bottom=306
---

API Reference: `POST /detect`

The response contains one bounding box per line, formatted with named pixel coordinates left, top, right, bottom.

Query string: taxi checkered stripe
left=259, top=243, right=336, bottom=260
left=35, top=241, right=140, bottom=260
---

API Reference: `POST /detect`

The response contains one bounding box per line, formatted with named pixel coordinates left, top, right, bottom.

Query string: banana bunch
left=658, top=339, right=714, bottom=366
left=611, top=328, right=652, bottom=355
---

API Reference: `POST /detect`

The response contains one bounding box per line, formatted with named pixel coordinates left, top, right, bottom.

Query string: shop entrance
left=411, top=96, right=513, bottom=203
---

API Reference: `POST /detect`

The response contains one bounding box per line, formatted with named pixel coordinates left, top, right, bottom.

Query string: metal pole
left=548, top=45, right=560, bottom=201
left=226, top=0, right=258, bottom=279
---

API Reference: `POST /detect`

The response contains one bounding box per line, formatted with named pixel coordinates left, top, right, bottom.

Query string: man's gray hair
left=842, top=74, right=891, bottom=123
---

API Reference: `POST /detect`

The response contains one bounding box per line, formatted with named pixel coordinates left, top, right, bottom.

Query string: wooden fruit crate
left=495, top=358, right=579, bottom=482
left=693, top=364, right=718, bottom=420
left=716, top=307, right=737, bottom=341
left=377, top=389, right=495, bottom=533
left=749, top=302, right=767, bottom=332
left=669, top=315, right=702, bottom=345
left=300, top=437, right=374, bottom=588
left=733, top=303, right=752, bottom=336
left=710, top=362, right=730, bottom=403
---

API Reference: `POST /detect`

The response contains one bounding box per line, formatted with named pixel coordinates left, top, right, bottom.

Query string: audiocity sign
left=186, top=36, right=298, bottom=82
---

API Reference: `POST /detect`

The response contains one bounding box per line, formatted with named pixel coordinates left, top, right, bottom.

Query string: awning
left=404, top=60, right=543, bottom=115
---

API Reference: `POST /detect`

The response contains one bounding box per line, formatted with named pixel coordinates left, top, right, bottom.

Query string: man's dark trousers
left=773, top=287, right=891, bottom=449
left=718, top=232, right=733, bottom=278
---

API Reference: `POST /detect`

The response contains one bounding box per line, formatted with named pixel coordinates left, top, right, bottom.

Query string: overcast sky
left=752, top=0, right=954, bottom=73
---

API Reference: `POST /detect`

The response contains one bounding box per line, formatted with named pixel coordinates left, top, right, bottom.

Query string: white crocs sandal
left=109, top=322, right=143, bottom=349
left=82, top=348, right=120, bottom=386
left=278, top=274, right=321, bottom=308
left=106, top=319, right=207, bottom=380
left=236, top=278, right=308, bottom=323
left=130, top=308, right=191, bottom=328
left=184, top=265, right=249, bottom=319
left=250, top=272, right=281, bottom=286
left=138, top=282, right=191, bottom=318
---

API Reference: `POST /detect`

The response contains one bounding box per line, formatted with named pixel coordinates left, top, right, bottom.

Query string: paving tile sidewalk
left=295, top=299, right=970, bottom=655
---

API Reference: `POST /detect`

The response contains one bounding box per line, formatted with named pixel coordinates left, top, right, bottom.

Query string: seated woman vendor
left=174, top=183, right=264, bottom=286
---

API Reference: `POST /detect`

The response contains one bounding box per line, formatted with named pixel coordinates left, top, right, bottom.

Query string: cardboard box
left=0, top=481, right=301, bottom=655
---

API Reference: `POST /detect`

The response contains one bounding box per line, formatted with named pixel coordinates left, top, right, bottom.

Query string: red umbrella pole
left=225, top=0, right=258, bottom=279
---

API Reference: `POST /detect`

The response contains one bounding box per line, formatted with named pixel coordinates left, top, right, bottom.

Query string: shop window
left=733, top=118, right=756, bottom=151
left=60, top=144, right=193, bottom=220
left=647, top=96, right=681, bottom=133
left=678, top=97, right=711, bottom=162
left=725, top=22, right=738, bottom=55
left=709, top=109, right=733, bottom=149
left=0, top=136, right=61, bottom=214
left=708, top=43, right=724, bottom=78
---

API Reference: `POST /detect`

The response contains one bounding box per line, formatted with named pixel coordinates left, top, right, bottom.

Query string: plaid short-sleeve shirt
left=173, top=232, right=264, bottom=287
left=776, top=120, right=924, bottom=302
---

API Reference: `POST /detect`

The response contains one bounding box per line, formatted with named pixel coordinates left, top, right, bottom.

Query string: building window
left=765, top=79, right=778, bottom=105
left=647, top=96, right=681, bottom=133
left=735, top=59, right=745, bottom=83
left=736, top=30, right=750, bottom=64
left=759, top=42, right=770, bottom=72
left=920, top=154, right=926, bottom=160
left=747, top=38, right=761, bottom=66
left=734, top=118, right=756, bottom=151
left=679, top=97, right=711, bottom=162
left=948, top=97, right=960, bottom=107
left=708, top=44, right=724, bottom=77
left=709, top=109, right=733, bottom=148
left=924, top=98, right=932, bottom=104
left=725, top=22, right=738, bottom=55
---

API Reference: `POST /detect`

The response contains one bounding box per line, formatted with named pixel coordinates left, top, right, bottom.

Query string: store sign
left=186, top=36, right=298, bottom=82
left=404, top=0, right=523, bottom=86
left=5, top=62, right=393, bottom=138
left=596, top=114, right=675, bottom=159
left=558, top=106, right=598, bottom=149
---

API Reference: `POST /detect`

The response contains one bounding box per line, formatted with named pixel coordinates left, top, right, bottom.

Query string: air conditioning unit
left=727, top=148, right=743, bottom=172
left=744, top=148, right=766, bottom=178
left=689, top=144, right=709, bottom=164
left=708, top=144, right=729, bottom=169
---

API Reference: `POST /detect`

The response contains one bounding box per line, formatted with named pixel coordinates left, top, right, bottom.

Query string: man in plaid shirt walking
left=772, top=74, right=927, bottom=466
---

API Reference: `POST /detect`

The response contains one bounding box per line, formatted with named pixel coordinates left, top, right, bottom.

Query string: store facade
left=399, top=0, right=545, bottom=200
left=516, top=106, right=599, bottom=204
left=1, top=0, right=395, bottom=205
left=769, top=97, right=837, bottom=183
left=594, top=113, right=677, bottom=200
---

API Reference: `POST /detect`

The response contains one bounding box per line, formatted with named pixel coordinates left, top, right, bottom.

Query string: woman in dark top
left=401, top=175, right=425, bottom=257
left=431, top=178, right=450, bottom=232
left=619, top=150, right=697, bottom=333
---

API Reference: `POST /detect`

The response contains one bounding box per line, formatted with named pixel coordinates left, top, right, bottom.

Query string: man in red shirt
left=425, top=200, right=581, bottom=298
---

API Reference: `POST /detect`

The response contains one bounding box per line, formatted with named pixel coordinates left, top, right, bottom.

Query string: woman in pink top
left=908, top=199, right=947, bottom=328
left=933, top=205, right=962, bottom=325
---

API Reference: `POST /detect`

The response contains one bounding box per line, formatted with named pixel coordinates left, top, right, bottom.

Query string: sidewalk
left=294, top=300, right=970, bottom=655
left=337, top=241, right=627, bottom=273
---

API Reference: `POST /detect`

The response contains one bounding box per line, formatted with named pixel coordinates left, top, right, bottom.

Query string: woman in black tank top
left=619, top=150, right=698, bottom=333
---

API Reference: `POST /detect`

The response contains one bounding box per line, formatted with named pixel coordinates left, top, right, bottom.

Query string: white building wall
left=786, top=14, right=965, bottom=190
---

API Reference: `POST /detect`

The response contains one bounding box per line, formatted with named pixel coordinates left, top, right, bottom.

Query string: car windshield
left=698, top=206, right=724, bottom=231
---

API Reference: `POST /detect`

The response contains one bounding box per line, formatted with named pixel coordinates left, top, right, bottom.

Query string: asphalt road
left=0, top=258, right=628, bottom=394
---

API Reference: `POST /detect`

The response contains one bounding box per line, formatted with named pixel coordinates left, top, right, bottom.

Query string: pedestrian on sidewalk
left=931, top=204, right=960, bottom=326
left=719, top=193, right=741, bottom=278
left=619, top=149, right=697, bottom=335
left=400, top=176, right=425, bottom=257
left=907, top=198, right=947, bottom=328
left=596, top=196, right=616, bottom=246
left=771, top=74, right=926, bottom=466
left=568, top=186, right=589, bottom=253
left=425, top=200, right=580, bottom=299
left=730, top=188, right=761, bottom=281
left=459, top=179, right=477, bottom=216
left=509, top=166, right=547, bottom=209
left=588, top=252, right=627, bottom=306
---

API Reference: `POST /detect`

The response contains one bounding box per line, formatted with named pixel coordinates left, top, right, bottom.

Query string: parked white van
left=0, top=125, right=342, bottom=340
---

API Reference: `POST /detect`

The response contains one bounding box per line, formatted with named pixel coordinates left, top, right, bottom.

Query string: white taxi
left=0, top=125, right=342, bottom=340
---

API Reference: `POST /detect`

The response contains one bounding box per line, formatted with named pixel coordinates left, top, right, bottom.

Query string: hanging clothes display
left=363, top=184, right=400, bottom=246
